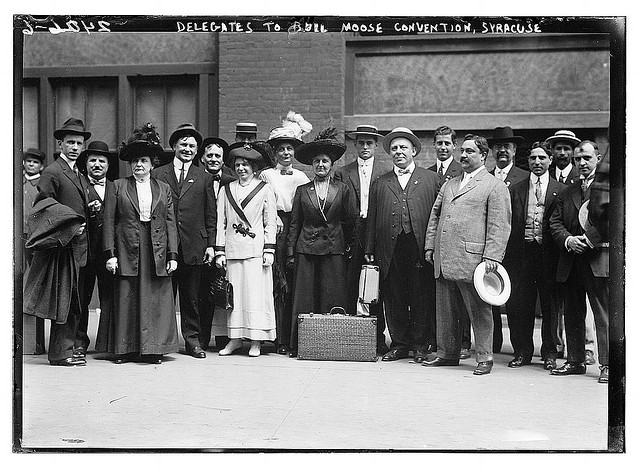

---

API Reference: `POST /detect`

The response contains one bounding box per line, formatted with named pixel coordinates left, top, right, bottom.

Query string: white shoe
left=249, top=341, right=261, bottom=357
left=219, top=339, right=242, bottom=356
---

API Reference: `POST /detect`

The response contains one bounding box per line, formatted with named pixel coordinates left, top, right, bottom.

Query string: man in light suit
left=335, top=124, right=391, bottom=355
left=364, top=127, right=440, bottom=363
left=75, top=141, right=116, bottom=357
left=488, top=126, right=529, bottom=353
left=152, top=123, right=217, bottom=358
left=423, top=134, right=511, bottom=375
left=33, top=117, right=92, bottom=366
left=503, top=141, right=564, bottom=370
left=549, top=140, right=609, bottom=384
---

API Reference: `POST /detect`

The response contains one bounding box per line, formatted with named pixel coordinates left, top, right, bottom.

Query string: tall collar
left=357, top=157, right=374, bottom=167
left=495, top=162, right=513, bottom=174
left=59, top=153, right=76, bottom=170
left=173, top=158, right=192, bottom=171
left=394, top=161, right=415, bottom=176
left=529, top=172, right=549, bottom=184
left=24, top=173, right=40, bottom=181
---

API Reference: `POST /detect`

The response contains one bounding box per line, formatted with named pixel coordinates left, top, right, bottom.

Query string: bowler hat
left=78, top=141, right=117, bottom=170
left=382, top=127, right=422, bottom=156
left=473, top=262, right=512, bottom=307
left=23, top=148, right=46, bottom=163
left=488, top=126, right=524, bottom=146
left=545, top=130, right=581, bottom=148
left=198, top=137, right=229, bottom=158
left=169, top=123, right=203, bottom=148
left=224, top=141, right=273, bottom=171
left=54, top=118, right=91, bottom=141
left=295, top=127, right=347, bottom=165
left=346, top=124, right=383, bottom=140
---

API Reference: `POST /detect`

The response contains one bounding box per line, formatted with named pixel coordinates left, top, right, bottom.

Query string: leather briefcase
left=358, top=264, right=380, bottom=304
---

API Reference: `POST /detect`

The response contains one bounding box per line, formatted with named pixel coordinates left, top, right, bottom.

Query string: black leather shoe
left=508, top=356, right=531, bottom=368
left=459, top=348, right=471, bottom=360
left=585, top=350, right=596, bottom=365
left=377, top=343, right=390, bottom=356
left=381, top=347, right=409, bottom=361
left=598, top=366, right=609, bottom=383
left=473, top=361, right=493, bottom=375
left=50, top=357, right=86, bottom=367
left=422, top=356, right=459, bottom=367
left=142, top=354, right=162, bottom=364
left=277, top=345, right=289, bottom=355
left=288, top=349, right=298, bottom=358
left=189, top=346, right=206, bottom=359
left=543, top=358, right=557, bottom=370
left=73, top=347, right=86, bottom=359
left=412, top=345, right=435, bottom=363
left=550, top=362, right=586, bottom=376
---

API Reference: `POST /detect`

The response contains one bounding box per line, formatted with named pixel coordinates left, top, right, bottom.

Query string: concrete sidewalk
left=18, top=312, right=608, bottom=451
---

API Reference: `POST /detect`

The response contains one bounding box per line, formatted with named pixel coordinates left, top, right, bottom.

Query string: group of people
left=21, top=114, right=609, bottom=384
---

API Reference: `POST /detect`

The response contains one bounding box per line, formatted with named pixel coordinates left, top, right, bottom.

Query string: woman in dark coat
left=286, top=128, right=357, bottom=357
left=97, top=123, right=179, bottom=364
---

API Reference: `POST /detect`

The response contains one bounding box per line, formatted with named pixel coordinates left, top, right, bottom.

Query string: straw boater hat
left=294, top=127, right=347, bottom=165
left=119, top=123, right=170, bottom=165
left=224, top=141, right=274, bottom=171
left=267, top=111, right=313, bottom=149
left=473, top=261, right=512, bottom=307
left=198, top=137, right=229, bottom=158
left=168, top=123, right=203, bottom=148
left=382, top=127, right=422, bottom=156
left=23, top=148, right=46, bottom=163
left=545, top=130, right=581, bottom=148
left=54, top=117, right=91, bottom=140
left=232, top=122, right=258, bottom=138
left=346, top=124, right=384, bottom=140
left=487, top=126, right=524, bottom=146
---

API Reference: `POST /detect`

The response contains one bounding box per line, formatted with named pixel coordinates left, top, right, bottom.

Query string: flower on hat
left=269, top=110, right=312, bottom=141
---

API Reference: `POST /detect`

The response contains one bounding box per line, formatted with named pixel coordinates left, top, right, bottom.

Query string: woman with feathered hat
left=214, top=141, right=278, bottom=357
left=286, top=128, right=357, bottom=357
left=259, top=111, right=312, bottom=355
left=97, top=123, right=179, bottom=364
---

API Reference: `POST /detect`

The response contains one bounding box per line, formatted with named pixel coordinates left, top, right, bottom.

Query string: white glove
left=106, top=257, right=118, bottom=275
left=263, top=252, right=274, bottom=267
left=215, top=254, right=227, bottom=269
left=166, top=260, right=178, bottom=274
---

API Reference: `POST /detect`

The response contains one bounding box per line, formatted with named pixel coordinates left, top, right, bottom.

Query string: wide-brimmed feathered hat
left=294, top=127, right=346, bottom=165
left=267, top=111, right=313, bottom=149
left=224, top=141, right=275, bottom=171
left=119, top=123, right=170, bottom=165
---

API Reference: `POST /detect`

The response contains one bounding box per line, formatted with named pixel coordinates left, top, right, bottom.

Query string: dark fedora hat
left=198, top=137, right=229, bottom=158
left=295, top=127, right=346, bottom=165
left=488, top=126, right=524, bottom=146
left=119, top=123, right=168, bottom=164
left=346, top=124, right=384, bottom=140
left=78, top=140, right=117, bottom=165
left=382, top=127, right=422, bottom=156
left=23, top=148, right=46, bottom=163
left=169, top=123, right=203, bottom=148
left=54, top=117, right=91, bottom=140
left=224, top=141, right=273, bottom=171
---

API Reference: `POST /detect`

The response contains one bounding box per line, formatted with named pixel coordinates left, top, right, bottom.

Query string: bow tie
left=280, top=169, right=293, bottom=175
left=397, top=167, right=411, bottom=175
left=211, top=173, right=221, bottom=181
left=89, top=178, right=105, bottom=186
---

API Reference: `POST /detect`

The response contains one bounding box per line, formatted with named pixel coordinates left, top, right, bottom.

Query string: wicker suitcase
left=297, top=313, right=377, bottom=361
left=358, top=264, right=380, bottom=304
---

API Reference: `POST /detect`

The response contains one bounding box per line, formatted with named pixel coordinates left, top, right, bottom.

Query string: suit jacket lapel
left=305, top=184, right=323, bottom=221
left=347, top=164, right=361, bottom=200
left=162, top=164, right=180, bottom=197
left=544, top=180, right=559, bottom=212
left=325, top=179, right=338, bottom=214
left=125, top=177, right=141, bottom=216
left=406, top=169, right=421, bottom=196
left=386, top=173, right=403, bottom=202
left=179, top=165, right=197, bottom=198
left=150, top=178, right=161, bottom=214
left=58, top=158, right=86, bottom=197
left=571, top=184, right=582, bottom=211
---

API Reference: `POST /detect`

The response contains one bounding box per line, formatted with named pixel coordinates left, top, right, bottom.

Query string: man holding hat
left=22, top=147, right=47, bottom=354
left=364, top=127, right=440, bottom=362
left=335, top=124, right=391, bottom=354
left=75, top=141, right=117, bottom=357
left=197, top=136, right=236, bottom=351
left=549, top=140, right=609, bottom=384
left=32, top=117, right=92, bottom=366
left=424, top=133, right=511, bottom=375
left=546, top=130, right=581, bottom=185
left=152, top=123, right=217, bottom=359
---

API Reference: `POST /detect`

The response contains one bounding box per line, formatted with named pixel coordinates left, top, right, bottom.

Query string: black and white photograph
left=8, top=2, right=631, bottom=460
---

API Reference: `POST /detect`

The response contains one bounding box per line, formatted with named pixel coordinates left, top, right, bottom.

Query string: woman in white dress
left=214, top=141, right=278, bottom=357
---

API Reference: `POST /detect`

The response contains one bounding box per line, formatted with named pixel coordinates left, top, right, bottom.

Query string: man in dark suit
left=335, top=124, right=391, bottom=355
left=33, top=117, right=92, bottom=366
left=75, top=141, right=116, bottom=357
left=364, top=127, right=440, bottom=363
left=488, top=126, right=529, bottom=353
left=503, top=141, right=564, bottom=370
left=546, top=130, right=581, bottom=185
left=152, top=124, right=217, bottom=358
left=549, top=140, right=609, bottom=384
left=423, top=133, right=511, bottom=375
left=197, top=136, right=236, bottom=351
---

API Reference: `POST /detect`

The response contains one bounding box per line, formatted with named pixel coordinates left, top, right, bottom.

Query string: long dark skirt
left=96, top=221, right=178, bottom=356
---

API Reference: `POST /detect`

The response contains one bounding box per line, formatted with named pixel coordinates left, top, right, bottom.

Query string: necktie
left=437, top=164, right=444, bottom=177
left=280, top=169, right=293, bottom=175
left=178, top=163, right=185, bottom=189
left=397, top=167, right=411, bottom=175
left=581, top=175, right=594, bottom=201
left=211, top=173, right=221, bottom=181
left=535, top=178, right=542, bottom=202
left=558, top=174, right=565, bottom=184
left=90, top=178, right=105, bottom=186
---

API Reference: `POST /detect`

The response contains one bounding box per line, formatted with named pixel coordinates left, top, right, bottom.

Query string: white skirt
left=226, top=257, right=276, bottom=341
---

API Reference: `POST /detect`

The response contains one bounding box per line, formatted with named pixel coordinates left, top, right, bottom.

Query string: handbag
left=211, top=268, right=234, bottom=311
